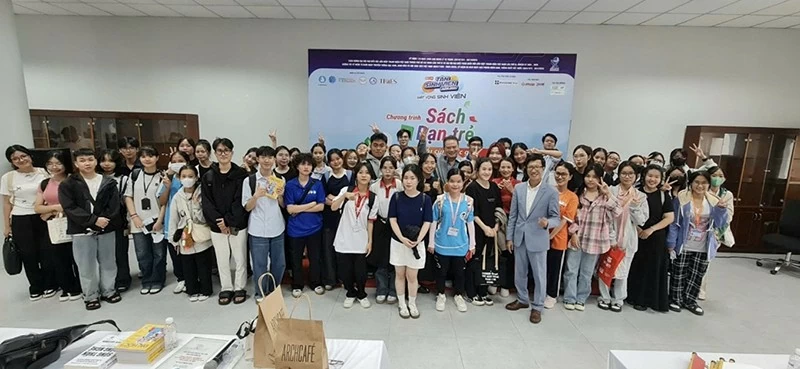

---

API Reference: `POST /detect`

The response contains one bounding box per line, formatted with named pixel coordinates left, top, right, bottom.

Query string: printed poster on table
left=308, top=49, right=577, bottom=155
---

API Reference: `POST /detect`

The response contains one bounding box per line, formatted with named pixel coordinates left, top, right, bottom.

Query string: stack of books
left=115, top=324, right=166, bottom=364
left=64, top=334, right=123, bottom=369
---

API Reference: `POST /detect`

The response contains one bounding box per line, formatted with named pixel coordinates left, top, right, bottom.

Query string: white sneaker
left=68, top=293, right=82, bottom=301
left=698, top=290, right=707, bottom=301
left=173, top=281, right=186, bottom=294
left=386, top=296, right=398, bottom=304
left=314, top=286, right=325, bottom=295
left=564, top=302, right=576, bottom=311
left=500, top=288, right=510, bottom=298
left=376, top=295, right=387, bottom=304
left=198, top=295, right=209, bottom=302
left=343, top=297, right=355, bottom=308
left=487, top=286, right=498, bottom=295
left=58, top=292, right=70, bottom=302
left=454, top=295, right=468, bottom=312
left=435, top=294, right=446, bottom=311
left=544, top=296, right=557, bottom=309
left=256, top=297, right=264, bottom=304
left=140, top=288, right=150, bottom=295
left=398, top=305, right=410, bottom=319
left=43, top=289, right=57, bottom=299
left=471, top=296, right=485, bottom=306
left=408, top=303, right=420, bottom=319
left=359, top=298, right=371, bottom=309
left=575, top=302, right=586, bottom=311
left=292, top=289, right=302, bottom=298
left=189, top=294, right=199, bottom=302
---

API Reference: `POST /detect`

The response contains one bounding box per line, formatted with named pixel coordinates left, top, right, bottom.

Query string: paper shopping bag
left=597, top=247, right=626, bottom=287
left=274, top=294, right=328, bottom=369
left=254, top=273, right=287, bottom=369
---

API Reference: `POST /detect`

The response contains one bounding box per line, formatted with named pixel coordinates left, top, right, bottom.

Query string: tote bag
left=47, top=214, right=72, bottom=245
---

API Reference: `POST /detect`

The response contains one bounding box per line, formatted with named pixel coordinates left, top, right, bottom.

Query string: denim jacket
left=666, top=190, right=729, bottom=260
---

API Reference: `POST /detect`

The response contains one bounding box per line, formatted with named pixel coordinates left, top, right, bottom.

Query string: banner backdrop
left=308, top=49, right=576, bottom=155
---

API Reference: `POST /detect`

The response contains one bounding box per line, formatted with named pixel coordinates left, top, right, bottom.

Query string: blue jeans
left=562, top=249, right=600, bottom=304
left=132, top=233, right=167, bottom=289
left=375, top=266, right=396, bottom=297
left=250, top=233, right=286, bottom=299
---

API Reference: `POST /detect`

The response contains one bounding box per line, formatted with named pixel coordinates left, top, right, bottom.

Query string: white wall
left=14, top=15, right=800, bottom=159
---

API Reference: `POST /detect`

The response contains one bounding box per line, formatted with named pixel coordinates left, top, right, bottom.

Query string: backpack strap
left=248, top=173, right=257, bottom=196
left=130, top=169, right=141, bottom=197
left=39, top=178, right=51, bottom=192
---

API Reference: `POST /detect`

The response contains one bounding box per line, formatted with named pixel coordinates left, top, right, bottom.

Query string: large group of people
left=1, top=127, right=734, bottom=323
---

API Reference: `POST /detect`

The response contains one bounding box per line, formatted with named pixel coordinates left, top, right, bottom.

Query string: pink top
left=39, top=179, right=61, bottom=206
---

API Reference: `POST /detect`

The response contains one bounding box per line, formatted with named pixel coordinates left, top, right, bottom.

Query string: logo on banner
left=380, top=78, right=398, bottom=85
left=359, top=77, right=368, bottom=84
left=422, top=75, right=461, bottom=93
left=338, top=77, right=357, bottom=83
left=369, top=77, right=378, bottom=85
left=550, top=57, right=560, bottom=72
left=328, top=76, right=337, bottom=84
left=318, top=76, right=327, bottom=84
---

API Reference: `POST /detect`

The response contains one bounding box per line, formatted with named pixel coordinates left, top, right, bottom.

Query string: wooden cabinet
left=684, top=126, right=800, bottom=253
left=29, top=110, right=199, bottom=169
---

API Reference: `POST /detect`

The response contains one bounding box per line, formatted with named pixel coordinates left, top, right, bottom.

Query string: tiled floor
left=1, top=253, right=799, bottom=369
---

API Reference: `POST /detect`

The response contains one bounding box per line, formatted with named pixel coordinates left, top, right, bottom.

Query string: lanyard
left=143, top=172, right=159, bottom=194
left=353, top=192, right=368, bottom=219
left=447, top=193, right=461, bottom=227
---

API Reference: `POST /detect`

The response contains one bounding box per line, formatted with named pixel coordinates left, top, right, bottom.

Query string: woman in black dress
left=626, top=164, right=675, bottom=312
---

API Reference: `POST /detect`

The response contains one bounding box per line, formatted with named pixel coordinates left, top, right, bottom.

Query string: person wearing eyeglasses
left=2, top=145, right=56, bottom=301
left=202, top=138, right=250, bottom=306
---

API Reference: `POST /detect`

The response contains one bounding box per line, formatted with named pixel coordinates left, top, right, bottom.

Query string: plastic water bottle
left=164, top=317, right=178, bottom=351
left=788, top=348, right=800, bottom=369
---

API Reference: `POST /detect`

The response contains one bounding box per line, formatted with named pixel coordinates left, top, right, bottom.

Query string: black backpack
left=341, top=186, right=376, bottom=214
left=0, top=320, right=120, bottom=369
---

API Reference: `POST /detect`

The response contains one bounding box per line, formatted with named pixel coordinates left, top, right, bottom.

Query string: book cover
left=65, top=334, right=123, bottom=369
left=264, top=175, right=285, bottom=200
left=116, top=324, right=165, bottom=353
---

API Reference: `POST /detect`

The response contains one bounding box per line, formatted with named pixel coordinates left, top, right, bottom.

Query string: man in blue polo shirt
left=284, top=153, right=326, bottom=298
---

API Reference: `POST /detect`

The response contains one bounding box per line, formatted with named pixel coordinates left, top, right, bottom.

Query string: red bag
left=597, top=247, right=626, bottom=287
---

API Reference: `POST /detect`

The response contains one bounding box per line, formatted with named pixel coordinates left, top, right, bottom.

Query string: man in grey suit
left=504, top=154, right=561, bottom=324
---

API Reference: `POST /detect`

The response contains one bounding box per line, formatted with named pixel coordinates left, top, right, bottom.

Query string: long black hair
left=45, top=149, right=73, bottom=175
left=401, top=164, right=425, bottom=192
left=576, top=163, right=604, bottom=197
left=97, top=148, right=122, bottom=175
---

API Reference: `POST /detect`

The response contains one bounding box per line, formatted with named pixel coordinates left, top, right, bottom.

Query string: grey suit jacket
left=506, top=182, right=561, bottom=253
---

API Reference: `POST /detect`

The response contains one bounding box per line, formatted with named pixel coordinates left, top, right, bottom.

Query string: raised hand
left=599, top=181, right=610, bottom=197
left=269, top=129, right=278, bottom=145
left=689, top=143, right=706, bottom=160
left=370, top=123, right=381, bottom=134
left=661, top=179, right=678, bottom=193
left=317, top=132, right=325, bottom=145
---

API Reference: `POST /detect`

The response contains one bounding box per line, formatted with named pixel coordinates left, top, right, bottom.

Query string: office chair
left=757, top=200, right=800, bottom=275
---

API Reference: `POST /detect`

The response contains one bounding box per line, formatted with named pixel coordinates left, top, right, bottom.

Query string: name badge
left=447, top=227, right=459, bottom=236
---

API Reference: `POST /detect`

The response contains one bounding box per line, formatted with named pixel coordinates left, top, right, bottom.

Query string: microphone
left=203, top=339, right=236, bottom=369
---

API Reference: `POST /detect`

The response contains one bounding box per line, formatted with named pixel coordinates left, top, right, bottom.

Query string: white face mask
left=403, top=157, right=418, bottom=165
left=651, top=160, right=664, bottom=167
left=180, top=178, right=196, bottom=188
left=505, top=149, right=511, bottom=157
left=169, top=162, right=185, bottom=173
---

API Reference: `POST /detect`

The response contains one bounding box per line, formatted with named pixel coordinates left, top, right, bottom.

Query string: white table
left=609, top=350, right=790, bottom=369
left=0, top=328, right=389, bottom=369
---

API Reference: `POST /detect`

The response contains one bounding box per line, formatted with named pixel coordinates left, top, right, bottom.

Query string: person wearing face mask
left=418, top=135, right=465, bottom=187
left=168, top=166, right=214, bottom=302
left=628, top=155, right=646, bottom=185
left=568, top=145, right=593, bottom=192
left=698, top=166, right=735, bottom=301
left=158, top=150, right=191, bottom=294
left=647, top=152, right=665, bottom=168
left=667, top=170, right=730, bottom=316
left=497, top=137, right=513, bottom=157
left=399, top=147, right=418, bottom=174
left=603, top=151, right=621, bottom=186
left=530, top=134, right=563, bottom=186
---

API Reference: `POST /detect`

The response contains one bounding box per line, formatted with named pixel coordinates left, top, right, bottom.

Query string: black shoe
left=633, top=305, right=647, bottom=311
left=417, top=286, right=430, bottom=294
left=29, top=293, right=43, bottom=301
left=669, top=303, right=682, bottom=313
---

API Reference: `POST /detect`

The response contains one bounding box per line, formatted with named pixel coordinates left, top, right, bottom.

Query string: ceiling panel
left=411, top=0, right=455, bottom=8
left=754, top=0, right=800, bottom=15
left=369, top=7, right=409, bottom=19
left=488, top=9, right=534, bottom=22
left=328, top=6, right=369, bottom=19
left=410, top=8, right=451, bottom=20
left=641, top=12, right=696, bottom=25
left=716, top=13, right=780, bottom=26
left=128, top=3, right=182, bottom=15
left=278, top=0, right=322, bottom=6
left=679, top=13, right=738, bottom=25
left=669, top=0, right=737, bottom=14
left=712, top=0, right=785, bottom=14
left=12, top=3, right=42, bottom=13
left=20, top=1, right=77, bottom=13
left=206, top=5, right=254, bottom=16
left=321, top=0, right=364, bottom=6
left=168, top=4, right=219, bottom=16
left=454, top=0, right=501, bottom=10
left=365, top=0, right=408, bottom=8
left=236, top=0, right=280, bottom=5
left=53, top=2, right=111, bottom=14
left=628, top=0, right=690, bottom=13
left=245, top=5, right=294, bottom=17
left=156, top=0, right=197, bottom=6
left=584, top=0, right=644, bottom=12
left=450, top=8, right=492, bottom=21
left=541, top=0, right=595, bottom=11
left=285, top=5, right=330, bottom=17
left=116, top=0, right=159, bottom=5
left=604, top=11, right=657, bottom=24
left=89, top=2, right=146, bottom=15
left=754, top=15, right=800, bottom=26
left=528, top=10, right=576, bottom=23
left=195, top=0, right=239, bottom=6
left=497, top=0, right=547, bottom=10
left=566, top=11, right=618, bottom=24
